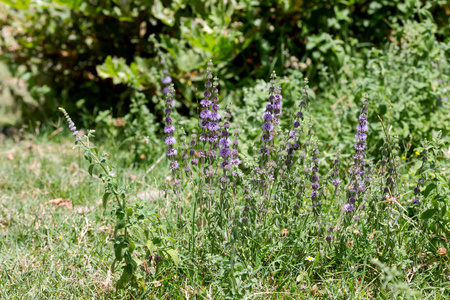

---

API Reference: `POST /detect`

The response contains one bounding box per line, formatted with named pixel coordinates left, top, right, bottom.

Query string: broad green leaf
left=420, top=208, right=436, bottom=220
left=423, top=183, right=436, bottom=198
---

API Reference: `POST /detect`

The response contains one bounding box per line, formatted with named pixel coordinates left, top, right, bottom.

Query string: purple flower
left=164, top=126, right=175, bottom=134
left=354, top=215, right=361, bottom=221
left=354, top=142, right=366, bottom=151
left=231, top=149, right=239, bottom=156
left=165, top=117, right=173, bottom=124
left=162, top=87, right=170, bottom=94
left=200, top=99, right=212, bottom=107
left=161, top=76, right=172, bottom=84
left=325, top=235, right=332, bottom=242
left=231, top=158, right=241, bottom=165
left=293, top=121, right=300, bottom=128
left=289, top=130, right=296, bottom=138
left=207, top=122, right=219, bottom=131
left=212, top=104, right=220, bottom=110
left=356, top=124, right=369, bottom=132
left=219, top=138, right=231, bottom=147
left=209, top=112, right=221, bottom=121
left=355, top=133, right=367, bottom=141
left=170, top=161, right=179, bottom=170
left=358, top=115, right=367, bottom=123
left=165, top=136, right=176, bottom=145
left=348, top=197, right=356, bottom=204
left=311, top=183, right=319, bottom=190
left=219, top=148, right=231, bottom=157
left=204, top=91, right=211, bottom=98
left=166, top=148, right=177, bottom=156
left=332, top=178, right=341, bottom=186
left=200, top=110, right=210, bottom=119
left=261, top=122, right=274, bottom=131
left=412, top=198, right=419, bottom=204
left=343, top=204, right=355, bottom=212
left=262, top=112, right=273, bottom=121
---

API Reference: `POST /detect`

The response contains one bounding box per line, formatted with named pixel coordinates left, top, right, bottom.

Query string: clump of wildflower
left=59, top=107, right=80, bottom=141
left=260, top=71, right=281, bottom=156
left=345, top=94, right=370, bottom=212
left=164, top=84, right=178, bottom=170
left=199, top=60, right=220, bottom=160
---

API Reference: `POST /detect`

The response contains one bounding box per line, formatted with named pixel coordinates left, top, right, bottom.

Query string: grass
left=1, top=130, right=449, bottom=299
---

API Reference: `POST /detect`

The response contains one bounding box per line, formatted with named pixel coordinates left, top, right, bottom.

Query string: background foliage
left=1, top=1, right=448, bottom=132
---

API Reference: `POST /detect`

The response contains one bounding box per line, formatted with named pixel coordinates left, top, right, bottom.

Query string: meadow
left=0, top=1, right=449, bottom=299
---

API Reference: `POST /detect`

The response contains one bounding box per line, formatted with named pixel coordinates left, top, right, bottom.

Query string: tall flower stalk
left=344, top=95, right=370, bottom=213
left=163, top=83, right=181, bottom=220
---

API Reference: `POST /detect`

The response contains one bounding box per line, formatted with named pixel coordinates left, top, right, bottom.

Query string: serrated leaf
left=421, top=208, right=437, bottom=220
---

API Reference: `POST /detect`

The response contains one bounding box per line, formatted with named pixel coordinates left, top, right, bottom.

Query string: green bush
left=1, top=0, right=448, bottom=127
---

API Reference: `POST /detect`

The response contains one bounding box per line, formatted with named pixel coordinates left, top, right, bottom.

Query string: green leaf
left=128, top=242, right=135, bottom=253
left=420, top=208, right=437, bottom=220
left=116, top=220, right=126, bottom=230
left=88, top=164, right=95, bottom=176
left=166, top=249, right=179, bottom=266
left=423, top=183, right=436, bottom=198
left=102, top=192, right=111, bottom=209
left=83, top=150, right=92, bottom=163
left=146, top=240, right=154, bottom=252
left=0, top=0, right=30, bottom=9
left=126, top=207, right=133, bottom=216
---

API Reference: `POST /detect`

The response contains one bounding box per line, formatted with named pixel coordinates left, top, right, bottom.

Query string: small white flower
left=305, top=256, right=315, bottom=262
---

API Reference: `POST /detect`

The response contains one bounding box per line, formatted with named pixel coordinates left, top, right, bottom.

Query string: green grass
left=1, top=132, right=449, bottom=299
